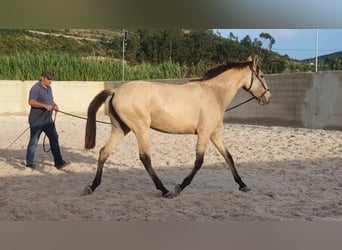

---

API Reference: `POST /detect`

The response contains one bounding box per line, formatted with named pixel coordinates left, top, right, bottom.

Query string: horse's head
left=244, top=56, right=272, bottom=105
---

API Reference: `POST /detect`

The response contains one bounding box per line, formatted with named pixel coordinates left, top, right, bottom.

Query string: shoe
left=55, top=160, right=70, bottom=169
left=26, top=163, right=36, bottom=169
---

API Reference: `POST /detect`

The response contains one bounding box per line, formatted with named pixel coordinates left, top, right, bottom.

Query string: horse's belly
left=150, top=113, right=197, bottom=134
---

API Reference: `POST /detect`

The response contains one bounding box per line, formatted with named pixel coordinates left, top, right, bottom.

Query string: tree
left=259, top=32, right=275, bottom=50
left=252, top=38, right=263, bottom=48
left=240, top=35, right=252, bottom=47
left=229, top=32, right=238, bottom=41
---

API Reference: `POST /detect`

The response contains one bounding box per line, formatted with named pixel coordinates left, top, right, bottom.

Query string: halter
left=244, top=65, right=270, bottom=101
left=225, top=65, right=270, bottom=112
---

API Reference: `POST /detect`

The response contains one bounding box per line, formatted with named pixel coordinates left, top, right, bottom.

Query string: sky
left=216, top=29, right=342, bottom=60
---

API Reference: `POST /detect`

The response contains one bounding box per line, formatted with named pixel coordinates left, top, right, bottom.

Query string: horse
left=84, top=56, right=271, bottom=198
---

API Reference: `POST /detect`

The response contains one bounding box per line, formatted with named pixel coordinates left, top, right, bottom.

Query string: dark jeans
left=26, top=122, right=63, bottom=166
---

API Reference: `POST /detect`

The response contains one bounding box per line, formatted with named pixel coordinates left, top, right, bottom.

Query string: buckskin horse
left=84, top=56, right=271, bottom=198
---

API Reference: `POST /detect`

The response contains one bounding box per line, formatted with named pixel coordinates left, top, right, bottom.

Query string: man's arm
left=29, top=99, right=55, bottom=111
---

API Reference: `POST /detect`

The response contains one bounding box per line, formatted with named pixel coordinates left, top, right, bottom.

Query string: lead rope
left=225, top=96, right=257, bottom=112
left=0, top=110, right=49, bottom=158
left=57, top=110, right=111, bottom=124
left=42, top=110, right=112, bottom=152
left=0, top=127, right=30, bottom=158
left=42, top=110, right=57, bottom=153
left=1, top=99, right=253, bottom=159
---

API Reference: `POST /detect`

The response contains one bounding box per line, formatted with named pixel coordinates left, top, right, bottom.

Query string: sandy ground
left=0, top=115, right=341, bottom=221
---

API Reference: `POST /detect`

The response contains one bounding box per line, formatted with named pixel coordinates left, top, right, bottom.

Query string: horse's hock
left=0, top=72, right=341, bottom=130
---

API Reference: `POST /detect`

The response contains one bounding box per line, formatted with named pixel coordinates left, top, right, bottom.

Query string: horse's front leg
left=174, top=134, right=209, bottom=196
left=174, top=151, right=205, bottom=196
left=210, top=133, right=250, bottom=192
left=140, top=153, right=173, bottom=198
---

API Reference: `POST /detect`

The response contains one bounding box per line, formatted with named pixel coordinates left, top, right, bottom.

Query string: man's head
left=41, top=70, right=53, bottom=88
left=41, top=70, right=53, bottom=80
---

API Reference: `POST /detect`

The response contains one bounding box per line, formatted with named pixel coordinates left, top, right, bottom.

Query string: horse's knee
left=139, top=153, right=151, bottom=166
left=194, top=158, right=203, bottom=169
left=99, top=148, right=110, bottom=162
left=226, top=150, right=235, bottom=166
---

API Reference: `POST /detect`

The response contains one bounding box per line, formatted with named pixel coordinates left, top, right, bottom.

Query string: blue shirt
left=28, top=81, right=54, bottom=126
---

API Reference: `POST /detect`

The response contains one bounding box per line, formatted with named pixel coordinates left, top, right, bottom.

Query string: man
left=26, top=70, right=69, bottom=169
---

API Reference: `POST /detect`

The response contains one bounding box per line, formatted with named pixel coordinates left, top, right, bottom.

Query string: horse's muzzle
left=259, top=90, right=272, bottom=105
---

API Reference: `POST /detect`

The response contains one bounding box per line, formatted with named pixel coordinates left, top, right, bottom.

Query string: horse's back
left=112, top=81, right=205, bottom=134
left=114, top=80, right=202, bottom=106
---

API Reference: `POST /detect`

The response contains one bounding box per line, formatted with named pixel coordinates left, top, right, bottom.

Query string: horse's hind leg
left=83, top=126, right=127, bottom=195
left=135, top=130, right=172, bottom=198
left=210, top=133, right=250, bottom=192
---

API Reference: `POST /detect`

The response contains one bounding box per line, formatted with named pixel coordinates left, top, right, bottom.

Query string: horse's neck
left=205, top=69, right=246, bottom=107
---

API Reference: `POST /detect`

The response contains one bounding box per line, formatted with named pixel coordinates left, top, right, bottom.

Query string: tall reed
left=0, top=52, right=205, bottom=81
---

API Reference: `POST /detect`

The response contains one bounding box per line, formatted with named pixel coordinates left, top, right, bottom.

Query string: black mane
left=198, top=61, right=253, bottom=81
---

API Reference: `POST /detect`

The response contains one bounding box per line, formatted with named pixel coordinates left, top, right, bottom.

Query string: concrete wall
left=0, top=72, right=341, bottom=130
left=0, top=81, right=105, bottom=116
left=225, top=72, right=342, bottom=130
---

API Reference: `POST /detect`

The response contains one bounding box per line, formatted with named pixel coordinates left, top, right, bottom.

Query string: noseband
left=244, top=66, right=270, bottom=100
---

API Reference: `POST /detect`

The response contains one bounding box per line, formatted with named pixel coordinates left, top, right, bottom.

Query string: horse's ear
left=247, top=56, right=253, bottom=62
left=253, top=55, right=259, bottom=65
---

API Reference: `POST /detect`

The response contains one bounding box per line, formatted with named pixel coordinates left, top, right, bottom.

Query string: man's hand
left=29, top=99, right=57, bottom=111
left=44, top=104, right=54, bottom=111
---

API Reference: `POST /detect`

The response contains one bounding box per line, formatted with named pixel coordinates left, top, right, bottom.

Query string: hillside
left=301, top=51, right=342, bottom=71
left=0, top=29, right=112, bottom=56
left=303, top=51, right=342, bottom=62
left=1, top=29, right=341, bottom=80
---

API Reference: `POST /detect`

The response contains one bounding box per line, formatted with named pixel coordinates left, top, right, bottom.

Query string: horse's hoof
left=239, top=186, right=251, bottom=192
left=174, top=184, right=182, bottom=197
left=83, top=185, right=93, bottom=196
left=162, top=191, right=174, bottom=199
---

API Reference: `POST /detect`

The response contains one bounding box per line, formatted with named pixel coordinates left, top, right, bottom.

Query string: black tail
left=85, top=89, right=114, bottom=149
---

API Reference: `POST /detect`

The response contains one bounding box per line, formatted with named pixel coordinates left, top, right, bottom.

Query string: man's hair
left=41, top=70, right=53, bottom=80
